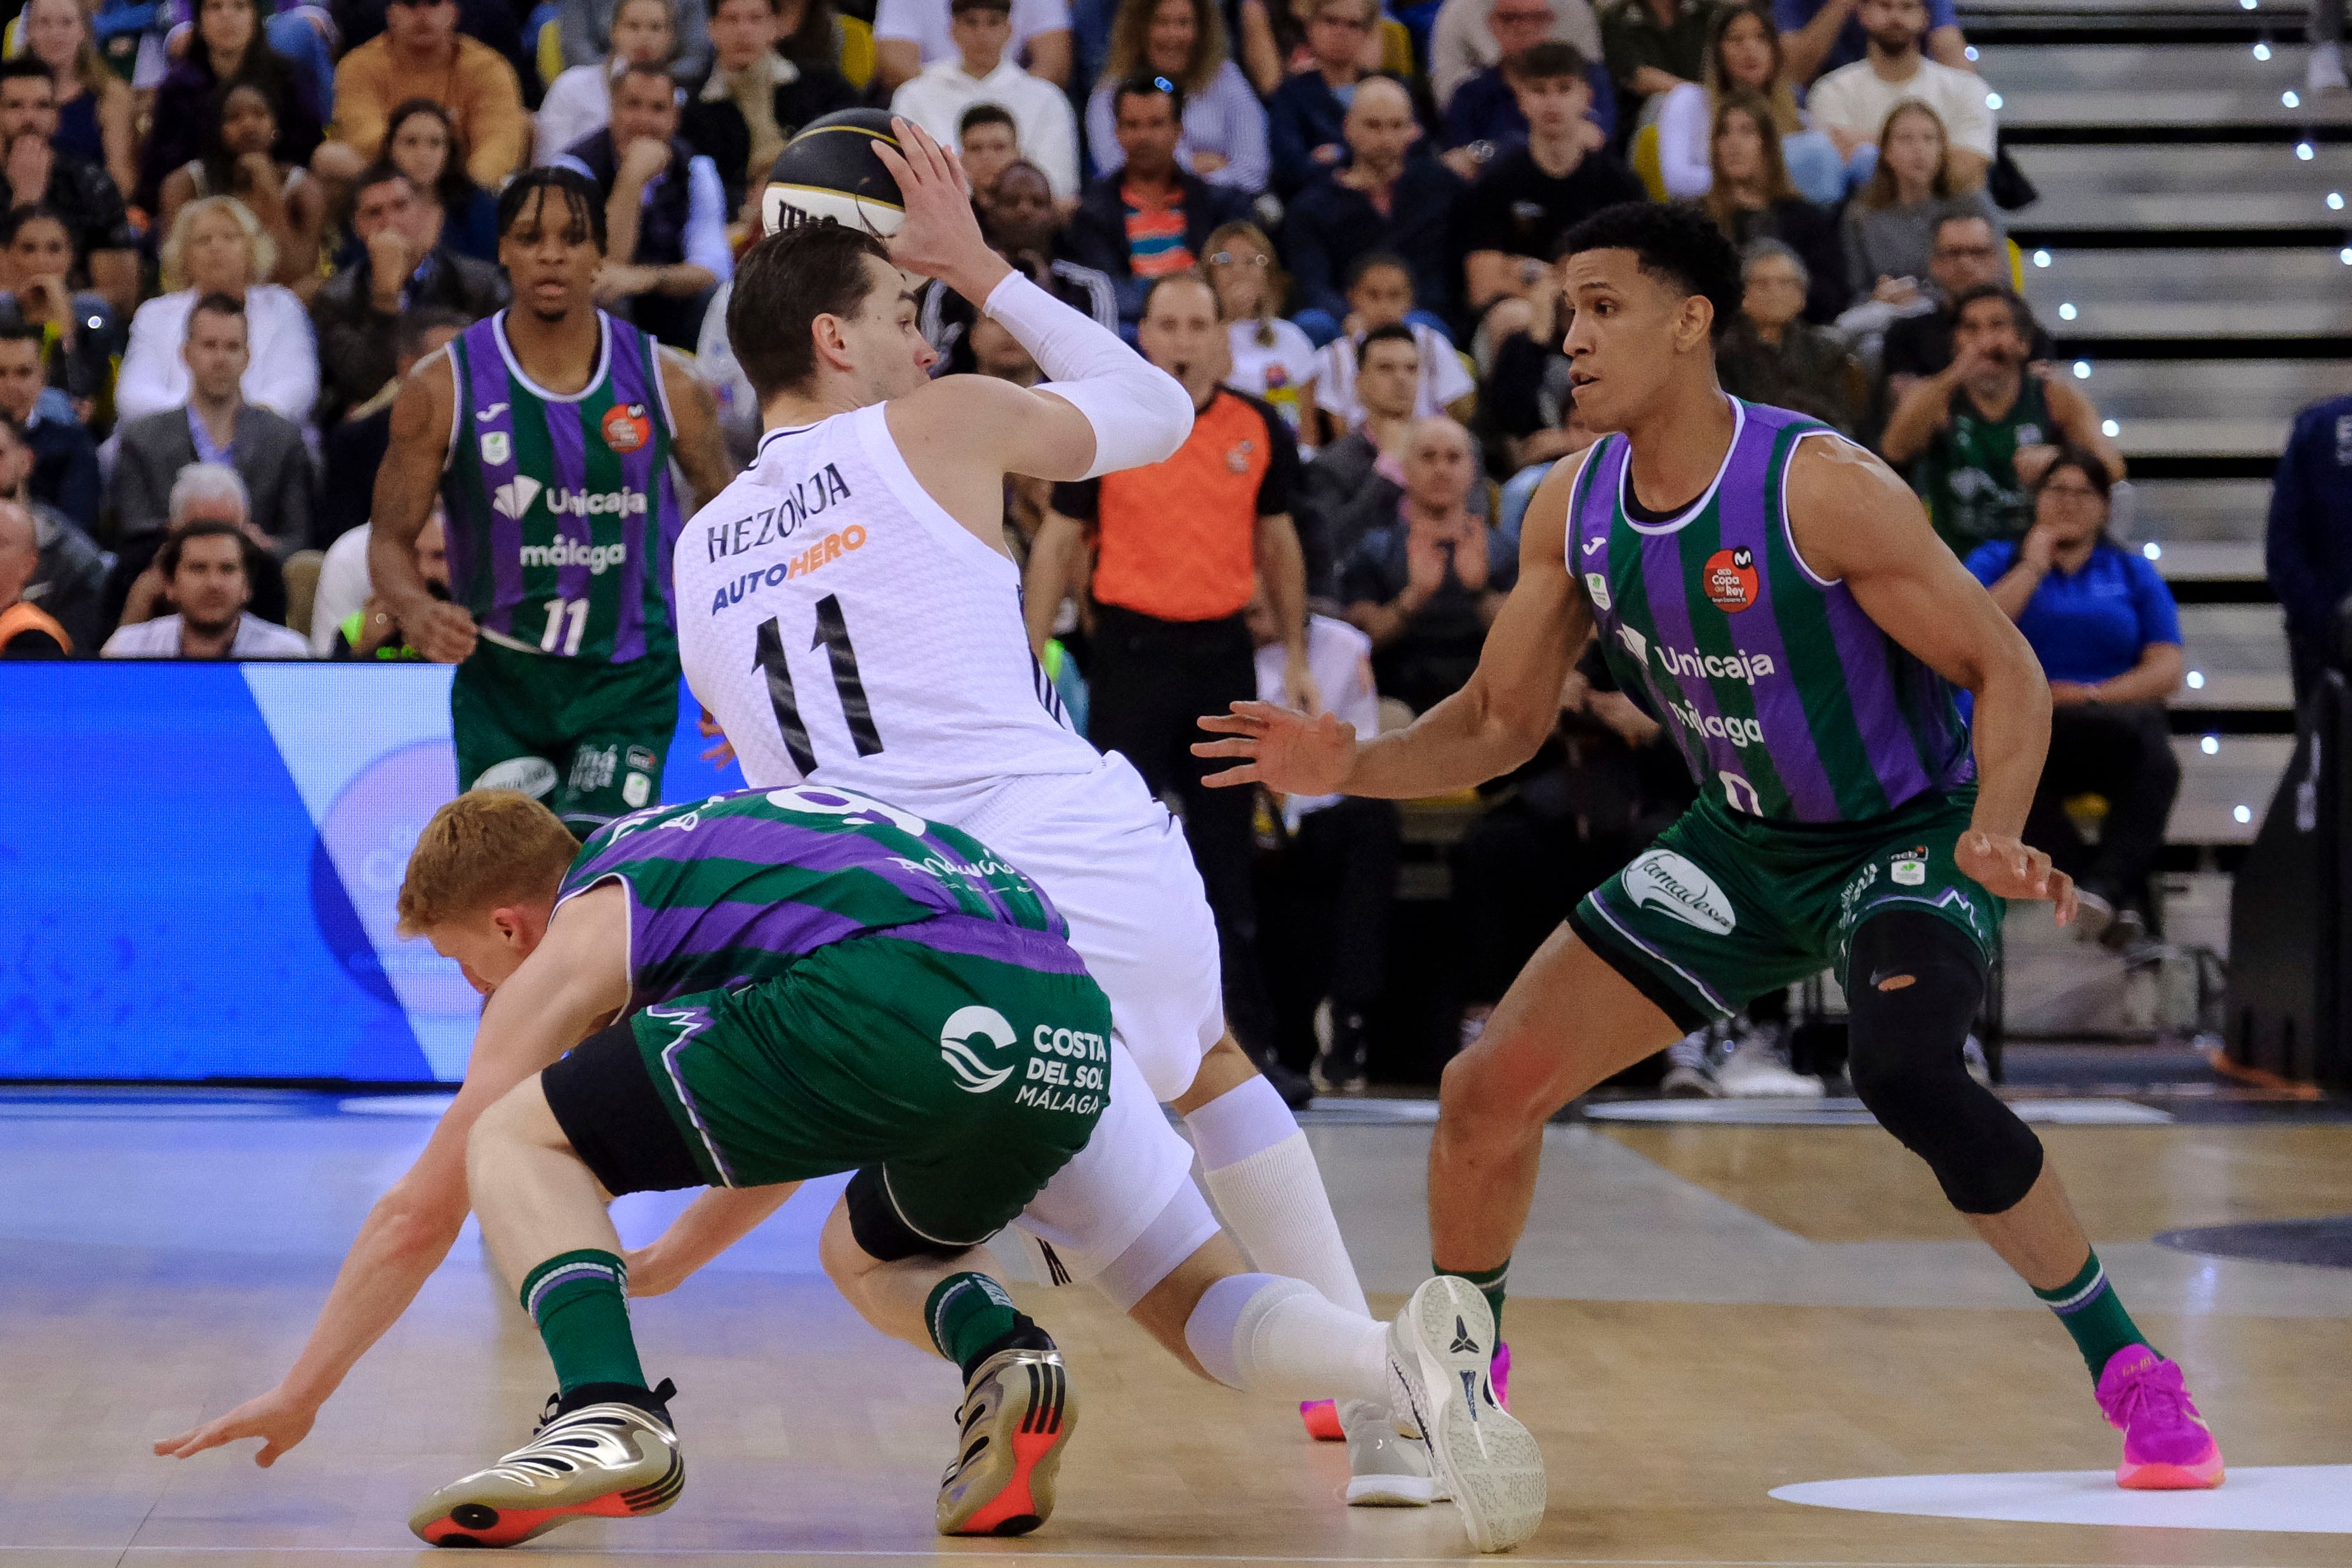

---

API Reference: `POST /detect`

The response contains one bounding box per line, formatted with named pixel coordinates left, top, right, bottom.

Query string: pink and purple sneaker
left=2096, top=1345, right=2224, bottom=1489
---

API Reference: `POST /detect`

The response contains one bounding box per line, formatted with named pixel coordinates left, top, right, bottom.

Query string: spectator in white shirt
left=115, top=196, right=318, bottom=427
left=874, top=0, right=1072, bottom=93
left=1207, top=220, right=1319, bottom=440
left=102, top=506, right=310, bottom=659
left=536, top=0, right=677, bottom=168
left=1312, top=253, right=1475, bottom=442
left=1805, top=0, right=1993, bottom=190
left=891, top=0, right=1080, bottom=198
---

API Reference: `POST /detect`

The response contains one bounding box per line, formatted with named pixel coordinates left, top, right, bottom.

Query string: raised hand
left=871, top=118, right=1004, bottom=301
left=1955, top=829, right=2080, bottom=924
left=1193, top=699, right=1357, bottom=794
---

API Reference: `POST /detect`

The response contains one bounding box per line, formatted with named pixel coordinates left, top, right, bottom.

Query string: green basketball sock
left=925, top=1272, right=1030, bottom=1377
left=2034, top=1249, right=2153, bottom=1379
left=521, top=1249, right=648, bottom=1395
left=1435, top=1259, right=1510, bottom=1338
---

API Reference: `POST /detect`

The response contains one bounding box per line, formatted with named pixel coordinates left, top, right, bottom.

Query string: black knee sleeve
left=1845, top=911, right=2043, bottom=1215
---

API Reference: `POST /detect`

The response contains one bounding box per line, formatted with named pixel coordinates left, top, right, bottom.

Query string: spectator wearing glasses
left=0, top=60, right=137, bottom=318
left=1657, top=4, right=1842, bottom=206
left=891, top=0, right=1081, bottom=199
left=1694, top=91, right=1844, bottom=325
left=1838, top=101, right=1995, bottom=319
left=1443, top=3, right=1619, bottom=174
left=1968, top=451, right=2182, bottom=947
left=1283, top=77, right=1465, bottom=335
left=102, top=503, right=310, bottom=660
left=329, top=0, right=529, bottom=189
left=1713, top=239, right=1860, bottom=434
left=1266, top=0, right=1379, bottom=196
left=1880, top=210, right=2047, bottom=406
left=1087, top=0, right=1268, bottom=194
left=1429, top=0, right=1604, bottom=110
left=1882, top=284, right=2122, bottom=557
left=1207, top=220, right=1320, bottom=438
left=1458, top=42, right=1644, bottom=310
left=1069, top=74, right=1249, bottom=325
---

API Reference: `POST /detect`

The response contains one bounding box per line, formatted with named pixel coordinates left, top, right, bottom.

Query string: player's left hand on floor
left=152, top=1385, right=317, bottom=1466
left=1956, top=830, right=2078, bottom=923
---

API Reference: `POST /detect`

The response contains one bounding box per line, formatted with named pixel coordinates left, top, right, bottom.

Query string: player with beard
left=1199, top=203, right=2226, bottom=1492
left=366, top=167, right=737, bottom=838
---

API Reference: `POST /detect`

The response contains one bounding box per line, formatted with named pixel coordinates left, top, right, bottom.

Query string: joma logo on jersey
left=705, top=463, right=854, bottom=561
left=519, top=538, right=628, bottom=575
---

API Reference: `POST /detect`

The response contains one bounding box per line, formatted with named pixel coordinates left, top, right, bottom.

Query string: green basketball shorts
left=617, top=926, right=1111, bottom=1250
left=450, top=639, right=680, bottom=835
left=1569, top=787, right=2000, bottom=1033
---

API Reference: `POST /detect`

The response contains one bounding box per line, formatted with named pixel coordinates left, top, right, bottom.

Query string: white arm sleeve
left=980, top=270, right=1194, bottom=478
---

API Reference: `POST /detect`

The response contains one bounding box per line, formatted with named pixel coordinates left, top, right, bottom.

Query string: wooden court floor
left=3, top=1093, right=2348, bottom=1565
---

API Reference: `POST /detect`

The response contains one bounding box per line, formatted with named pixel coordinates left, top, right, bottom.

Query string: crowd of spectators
left=0, top=0, right=2199, bottom=1091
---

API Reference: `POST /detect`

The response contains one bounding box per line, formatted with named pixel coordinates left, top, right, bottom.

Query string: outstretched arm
left=368, top=353, right=477, bottom=663
left=154, top=890, right=634, bottom=1466
left=1196, top=450, right=1593, bottom=798
left=1787, top=439, right=2078, bottom=919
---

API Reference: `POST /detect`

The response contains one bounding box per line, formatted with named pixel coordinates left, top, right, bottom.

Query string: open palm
left=1193, top=700, right=1357, bottom=795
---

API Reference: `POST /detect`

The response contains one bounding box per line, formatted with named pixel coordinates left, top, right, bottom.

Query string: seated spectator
left=319, top=306, right=469, bottom=550
left=1237, top=0, right=1386, bottom=96
left=0, top=317, right=96, bottom=531
left=563, top=0, right=714, bottom=83
left=110, top=292, right=314, bottom=557
left=892, top=0, right=1080, bottom=199
left=1068, top=76, right=1249, bottom=324
left=1444, top=8, right=1619, bottom=177
left=378, top=98, right=501, bottom=264
left=1838, top=101, right=1996, bottom=314
left=1880, top=210, right=2047, bottom=406
left=773, top=0, right=861, bottom=77
left=557, top=61, right=734, bottom=349
left=1657, top=3, right=1842, bottom=206
left=1298, top=322, right=1422, bottom=581
left=1881, top=284, right=2122, bottom=555
left=0, top=60, right=136, bottom=317
left=1208, top=219, right=1319, bottom=437
left=1283, top=77, right=1466, bottom=336
left=1494, top=382, right=1602, bottom=533
left=137, top=0, right=323, bottom=215
left=695, top=281, right=761, bottom=467
left=538, top=0, right=677, bottom=171
left=117, top=196, right=320, bottom=427
left=1967, top=451, right=2183, bottom=945
left=329, top=0, right=528, bottom=189
left=1713, top=239, right=1861, bottom=433
left=333, top=510, right=450, bottom=660
left=1265, top=0, right=1377, bottom=195
left=157, top=80, right=327, bottom=295
left=0, top=495, right=70, bottom=656
left=0, top=413, right=105, bottom=650
left=102, top=506, right=310, bottom=658
left=22, top=0, right=136, bottom=203
left=919, top=158, right=1116, bottom=370
left=1600, top=0, right=1716, bottom=128
left=1243, top=578, right=1398, bottom=1092
left=1696, top=91, right=1844, bottom=324
left=957, top=102, right=1023, bottom=192
left=0, top=205, right=122, bottom=423
left=684, top=0, right=857, bottom=223
left=1807, top=0, right=1991, bottom=190
left=1086, top=0, right=1267, bottom=193
left=1341, top=416, right=1516, bottom=715
left=1776, top=0, right=1969, bottom=87
left=1313, top=254, right=1477, bottom=438
left=2266, top=391, right=2352, bottom=704
left=1429, top=0, right=1604, bottom=110
left=310, top=165, right=505, bottom=425
left=1458, top=43, right=1645, bottom=310
left=875, top=0, right=1073, bottom=92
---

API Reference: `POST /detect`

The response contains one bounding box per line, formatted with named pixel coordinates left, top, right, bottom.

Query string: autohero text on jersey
left=704, top=464, right=854, bottom=563
left=708, top=524, right=869, bottom=613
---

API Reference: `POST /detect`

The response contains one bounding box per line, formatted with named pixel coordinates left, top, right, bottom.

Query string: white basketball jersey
left=674, top=403, right=1105, bottom=802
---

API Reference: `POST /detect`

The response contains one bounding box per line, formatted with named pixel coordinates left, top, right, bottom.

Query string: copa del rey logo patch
left=602, top=402, right=653, bottom=454
left=1623, top=849, right=1737, bottom=935
left=1704, top=547, right=1758, bottom=613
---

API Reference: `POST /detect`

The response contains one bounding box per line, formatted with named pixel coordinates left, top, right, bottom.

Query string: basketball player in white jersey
left=647, top=122, right=1542, bottom=1545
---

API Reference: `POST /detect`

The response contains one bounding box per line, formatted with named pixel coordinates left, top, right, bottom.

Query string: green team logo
left=939, top=1006, right=1018, bottom=1094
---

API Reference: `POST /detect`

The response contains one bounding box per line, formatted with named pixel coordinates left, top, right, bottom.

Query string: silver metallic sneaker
left=1386, top=1277, right=1546, bottom=1552
left=408, top=1393, right=683, bottom=1547
left=1338, top=1397, right=1435, bottom=1506
left=936, top=1347, right=1079, bottom=1536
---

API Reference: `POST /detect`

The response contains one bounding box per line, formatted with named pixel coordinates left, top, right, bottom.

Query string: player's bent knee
left=1846, top=911, right=2043, bottom=1216
left=465, top=1076, right=566, bottom=1165
left=1437, top=1037, right=1554, bottom=1136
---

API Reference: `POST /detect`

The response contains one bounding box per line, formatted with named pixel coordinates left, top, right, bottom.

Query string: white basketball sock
left=1182, top=1273, right=1390, bottom=1405
left=1188, top=1077, right=1371, bottom=1319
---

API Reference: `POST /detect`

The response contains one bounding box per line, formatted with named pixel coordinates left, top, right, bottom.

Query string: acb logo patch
left=601, top=402, right=652, bottom=453
left=1704, top=547, right=1758, bottom=613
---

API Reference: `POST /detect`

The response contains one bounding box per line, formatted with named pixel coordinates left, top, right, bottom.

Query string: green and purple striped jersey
left=558, top=783, right=1084, bottom=1013
left=441, top=312, right=684, bottom=665
left=1566, top=399, right=1974, bottom=825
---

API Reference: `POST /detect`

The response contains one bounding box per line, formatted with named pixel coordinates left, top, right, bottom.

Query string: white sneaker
left=1715, top=1028, right=1824, bottom=1099
left=1338, top=1397, right=1435, bottom=1506
left=1660, top=1029, right=1719, bottom=1097
left=1386, top=1278, right=1546, bottom=1552
left=2311, top=41, right=2348, bottom=93
left=2073, top=887, right=2115, bottom=945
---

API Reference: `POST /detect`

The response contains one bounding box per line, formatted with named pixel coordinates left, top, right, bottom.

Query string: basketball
left=761, top=109, right=907, bottom=240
